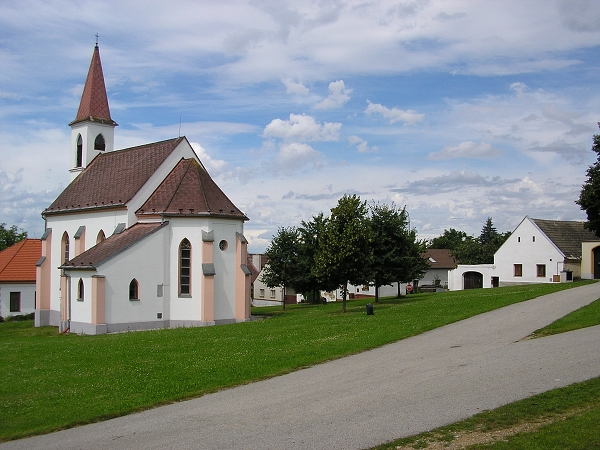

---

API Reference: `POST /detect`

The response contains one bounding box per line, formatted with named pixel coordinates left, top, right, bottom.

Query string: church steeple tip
left=69, top=43, right=118, bottom=127
left=68, top=42, right=118, bottom=180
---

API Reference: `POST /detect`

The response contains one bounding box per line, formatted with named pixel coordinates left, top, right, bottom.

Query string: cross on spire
left=95, top=33, right=99, bottom=47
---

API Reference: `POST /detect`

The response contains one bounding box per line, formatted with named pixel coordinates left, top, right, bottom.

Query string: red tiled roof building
left=0, top=239, right=41, bottom=317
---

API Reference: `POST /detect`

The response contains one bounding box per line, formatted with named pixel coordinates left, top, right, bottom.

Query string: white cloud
left=263, top=113, right=341, bottom=142
left=348, top=135, right=378, bottom=153
left=283, top=78, right=309, bottom=95
left=314, top=80, right=352, bottom=110
left=189, top=142, right=229, bottom=175
left=365, top=100, right=424, bottom=125
left=428, top=141, right=502, bottom=160
left=276, top=142, right=324, bottom=171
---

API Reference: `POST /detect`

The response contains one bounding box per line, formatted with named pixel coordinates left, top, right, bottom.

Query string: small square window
left=259, top=289, right=265, bottom=298
left=270, top=289, right=276, bottom=298
left=514, top=264, right=522, bottom=277
left=537, top=264, right=546, bottom=277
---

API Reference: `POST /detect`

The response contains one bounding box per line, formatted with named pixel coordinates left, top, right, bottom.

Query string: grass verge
left=531, top=296, right=600, bottom=338
left=371, top=376, right=600, bottom=450
left=0, top=281, right=594, bottom=442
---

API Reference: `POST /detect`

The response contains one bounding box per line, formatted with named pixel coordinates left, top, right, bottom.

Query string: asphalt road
left=4, top=282, right=600, bottom=450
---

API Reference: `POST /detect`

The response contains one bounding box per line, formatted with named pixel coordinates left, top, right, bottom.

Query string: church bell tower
left=68, top=42, right=118, bottom=180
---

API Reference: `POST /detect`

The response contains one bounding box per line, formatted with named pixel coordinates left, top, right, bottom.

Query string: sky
left=1, top=0, right=600, bottom=253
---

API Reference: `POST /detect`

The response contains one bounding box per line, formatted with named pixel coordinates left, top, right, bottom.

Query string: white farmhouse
left=495, top=217, right=600, bottom=284
left=35, top=45, right=251, bottom=334
left=449, top=216, right=600, bottom=290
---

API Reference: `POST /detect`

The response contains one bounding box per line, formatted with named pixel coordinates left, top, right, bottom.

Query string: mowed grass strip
left=0, top=281, right=593, bottom=442
left=532, top=296, right=600, bottom=338
left=372, top=375, right=600, bottom=450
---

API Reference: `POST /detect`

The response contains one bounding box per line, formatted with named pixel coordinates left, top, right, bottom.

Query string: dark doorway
left=594, top=247, right=600, bottom=279
left=464, top=271, right=483, bottom=289
left=491, top=276, right=499, bottom=288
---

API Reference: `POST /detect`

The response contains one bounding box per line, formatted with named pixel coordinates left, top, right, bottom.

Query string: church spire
left=69, top=43, right=118, bottom=127
left=68, top=43, right=118, bottom=180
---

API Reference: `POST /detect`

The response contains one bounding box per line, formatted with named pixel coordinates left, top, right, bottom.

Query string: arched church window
left=76, top=134, right=83, bottom=167
left=179, top=239, right=191, bottom=296
left=129, top=279, right=139, bottom=300
left=77, top=278, right=84, bottom=301
left=62, top=231, right=70, bottom=264
left=94, top=133, right=106, bottom=151
left=96, top=229, right=106, bottom=244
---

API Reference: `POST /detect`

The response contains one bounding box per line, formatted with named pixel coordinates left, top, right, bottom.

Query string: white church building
left=35, top=44, right=252, bottom=334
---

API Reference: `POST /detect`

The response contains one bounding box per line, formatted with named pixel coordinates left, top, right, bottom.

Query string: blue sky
left=1, top=0, right=600, bottom=252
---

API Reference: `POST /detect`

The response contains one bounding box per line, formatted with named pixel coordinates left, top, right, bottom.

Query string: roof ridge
left=0, top=239, right=26, bottom=275
left=164, top=159, right=192, bottom=212
left=192, top=159, right=212, bottom=213
left=110, top=136, right=184, bottom=154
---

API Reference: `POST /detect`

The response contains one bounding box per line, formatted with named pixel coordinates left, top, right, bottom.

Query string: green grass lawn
left=0, top=281, right=594, bottom=442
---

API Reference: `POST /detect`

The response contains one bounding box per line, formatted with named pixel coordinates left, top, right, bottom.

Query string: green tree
left=450, top=218, right=510, bottom=264
left=261, top=227, right=301, bottom=310
left=369, top=203, right=427, bottom=302
left=313, top=194, right=372, bottom=312
left=577, top=124, right=600, bottom=236
left=479, top=217, right=497, bottom=245
left=428, top=228, right=468, bottom=250
left=451, top=236, right=482, bottom=264
left=0, top=223, right=27, bottom=252
left=296, top=213, right=334, bottom=303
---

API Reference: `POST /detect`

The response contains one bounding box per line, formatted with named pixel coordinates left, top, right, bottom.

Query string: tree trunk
left=375, top=283, right=379, bottom=303
left=342, top=283, right=347, bottom=313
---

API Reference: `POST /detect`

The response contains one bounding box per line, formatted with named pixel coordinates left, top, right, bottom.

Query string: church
left=35, top=44, right=252, bottom=334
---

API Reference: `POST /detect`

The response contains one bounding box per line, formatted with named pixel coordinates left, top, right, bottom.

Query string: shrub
left=6, top=313, right=34, bottom=322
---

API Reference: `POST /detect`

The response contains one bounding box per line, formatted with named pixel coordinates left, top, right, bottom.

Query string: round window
left=219, top=240, right=228, bottom=251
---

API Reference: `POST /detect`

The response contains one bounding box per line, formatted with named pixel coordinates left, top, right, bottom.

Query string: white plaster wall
left=168, top=218, right=209, bottom=322
left=69, top=273, right=93, bottom=324
left=494, top=218, right=564, bottom=284
left=0, top=283, right=36, bottom=317
left=338, top=282, right=406, bottom=299
left=70, top=121, right=115, bottom=177
left=45, top=210, right=129, bottom=320
left=209, top=219, right=243, bottom=321
left=98, top=227, right=166, bottom=325
left=253, top=272, right=285, bottom=304
left=448, top=265, right=496, bottom=291
left=420, top=268, right=450, bottom=286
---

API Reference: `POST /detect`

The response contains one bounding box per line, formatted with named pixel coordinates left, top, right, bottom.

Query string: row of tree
left=427, top=217, right=511, bottom=265
left=261, top=194, right=429, bottom=312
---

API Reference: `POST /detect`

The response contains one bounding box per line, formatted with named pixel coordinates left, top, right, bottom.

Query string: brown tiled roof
left=44, top=137, right=184, bottom=215
left=137, top=158, right=248, bottom=220
left=531, top=218, right=600, bottom=260
left=69, top=45, right=117, bottom=127
left=421, top=249, right=457, bottom=269
left=62, top=222, right=166, bottom=269
left=0, top=239, right=41, bottom=282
